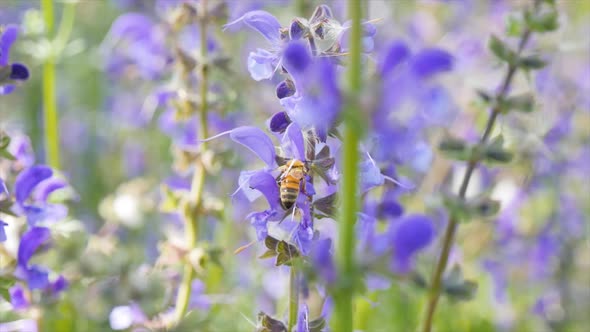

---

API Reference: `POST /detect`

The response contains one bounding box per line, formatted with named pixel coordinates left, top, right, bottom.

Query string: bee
left=277, top=159, right=308, bottom=210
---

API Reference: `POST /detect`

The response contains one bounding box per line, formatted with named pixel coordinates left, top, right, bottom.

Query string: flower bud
left=289, top=18, right=309, bottom=40
left=275, top=79, right=295, bottom=99
left=269, top=111, right=291, bottom=133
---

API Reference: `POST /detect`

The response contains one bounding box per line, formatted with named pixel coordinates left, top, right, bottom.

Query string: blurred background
left=0, top=0, right=589, bottom=331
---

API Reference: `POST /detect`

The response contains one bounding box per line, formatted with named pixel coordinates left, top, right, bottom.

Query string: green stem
left=333, top=0, right=362, bottom=331
left=420, top=26, right=534, bottom=332
left=288, top=266, right=300, bottom=332
left=41, top=0, right=59, bottom=169
left=173, top=0, right=209, bottom=324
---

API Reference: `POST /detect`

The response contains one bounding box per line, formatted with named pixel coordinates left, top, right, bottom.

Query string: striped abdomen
left=280, top=174, right=301, bottom=209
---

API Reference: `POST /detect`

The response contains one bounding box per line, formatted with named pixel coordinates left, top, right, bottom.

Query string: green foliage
left=259, top=236, right=301, bottom=266
left=0, top=276, right=15, bottom=302
left=257, top=311, right=287, bottom=332
left=524, top=9, right=559, bottom=32
left=489, top=35, right=517, bottom=64
left=444, top=193, right=501, bottom=222
left=442, top=265, right=478, bottom=301
left=439, top=136, right=471, bottom=161
left=517, top=55, right=548, bottom=70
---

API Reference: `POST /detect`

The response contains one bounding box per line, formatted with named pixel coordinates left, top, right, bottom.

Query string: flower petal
left=282, top=41, right=311, bottom=76
left=0, top=25, right=18, bottom=66
left=15, top=165, right=53, bottom=205
left=282, top=122, right=306, bottom=161
left=391, top=214, right=435, bottom=273
left=17, top=226, right=51, bottom=267
left=359, top=154, right=384, bottom=192
left=229, top=126, right=276, bottom=168
left=9, top=284, right=29, bottom=310
left=248, top=171, right=280, bottom=210
left=9, top=63, right=29, bottom=80
left=379, top=40, right=410, bottom=77
left=269, top=111, right=292, bottom=133
left=224, top=10, right=282, bottom=44
left=410, top=48, right=453, bottom=79
left=0, top=220, right=7, bottom=242
left=247, top=48, right=278, bottom=81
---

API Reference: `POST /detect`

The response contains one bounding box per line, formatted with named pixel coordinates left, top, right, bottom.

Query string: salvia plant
left=1, top=0, right=589, bottom=332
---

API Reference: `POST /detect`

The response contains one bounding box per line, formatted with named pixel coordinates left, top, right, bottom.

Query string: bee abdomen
left=280, top=176, right=300, bottom=209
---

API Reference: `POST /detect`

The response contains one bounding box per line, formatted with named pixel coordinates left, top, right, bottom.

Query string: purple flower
left=269, top=111, right=292, bottom=133
left=1, top=25, right=30, bottom=95
left=311, top=238, right=336, bottom=283
left=14, top=166, right=53, bottom=206
left=280, top=42, right=341, bottom=141
left=103, top=13, right=171, bottom=79
left=9, top=285, right=29, bottom=310
left=224, top=10, right=284, bottom=81
left=296, top=304, right=310, bottom=332
left=109, top=303, right=147, bottom=331
left=17, top=227, right=51, bottom=268
left=0, top=220, right=7, bottom=242
left=410, top=48, right=454, bottom=79
left=388, top=215, right=435, bottom=273
left=370, top=40, right=454, bottom=173
left=8, top=134, right=35, bottom=168
left=14, top=226, right=66, bottom=293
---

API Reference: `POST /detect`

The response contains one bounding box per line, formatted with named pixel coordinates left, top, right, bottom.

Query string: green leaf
left=313, top=192, right=337, bottom=218
left=0, top=199, right=17, bottom=217
left=439, top=137, right=472, bottom=161
left=442, top=265, right=478, bottom=301
left=505, top=15, right=524, bottom=37
left=0, top=134, right=10, bottom=150
left=264, top=235, right=280, bottom=250
left=518, top=55, right=547, bottom=70
left=476, top=89, right=493, bottom=103
left=0, top=276, right=16, bottom=302
left=499, top=93, right=535, bottom=113
left=488, top=35, right=517, bottom=64
left=525, top=9, right=559, bottom=32
left=444, top=193, right=501, bottom=222
left=275, top=240, right=299, bottom=266
left=0, top=149, right=16, bottom=161
left=467, top=197, right=501, bottom=218
left=158, top=185, right=182, bottom=213
left=483, top=145, right=514, bottom=164
left=258, top=312, right=287, bottom=332
left=309, top=317, right=327, bottom=332
left=258, top=249, right=277, bottom=259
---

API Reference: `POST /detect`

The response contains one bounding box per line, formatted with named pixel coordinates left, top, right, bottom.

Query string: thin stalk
left=333, top=0, right=362, bottom=331
left=420, top=27, right=534, bottom=332
left=41, top=0, right=59, bottom=169
left=288, top=266, right=300, bottom=332
left=173, top=0, right=209, bottom=323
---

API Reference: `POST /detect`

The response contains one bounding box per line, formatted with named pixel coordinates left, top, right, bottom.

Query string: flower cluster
left=220, top=4, right=459, bottom=329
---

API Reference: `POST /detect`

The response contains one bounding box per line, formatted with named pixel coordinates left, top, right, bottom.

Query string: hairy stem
left=420, top=25, right=534, bottom=332
left=288, top=266, right=300, bottom=332
left=333, top=0, right=362, bottom=331
left=41, top=0, right=59, bottom=169
left=174, top=0, right=209, bottom=323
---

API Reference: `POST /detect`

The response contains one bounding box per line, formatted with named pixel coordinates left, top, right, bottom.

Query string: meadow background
left=1, top=0, right=589, bottom=331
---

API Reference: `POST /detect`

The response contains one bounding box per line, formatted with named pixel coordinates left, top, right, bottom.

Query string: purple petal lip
left=379, top=41, right=410, bottom=76
left=224, top=10, right=282, bottom=44
left=203, top=126, right=277, bottom=168
left=15, top=166, right=53, bottom=205
left=0, top=25, right=19, bottom=66
left=10, top=63, right=30, bottom=80
left=282, top=41, right=311, bottom=75
left=17, top=226, right=52, bottom=267
left=410, top=48, right=454, bottom=79
left=269, top=111, right=291, bottom=133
